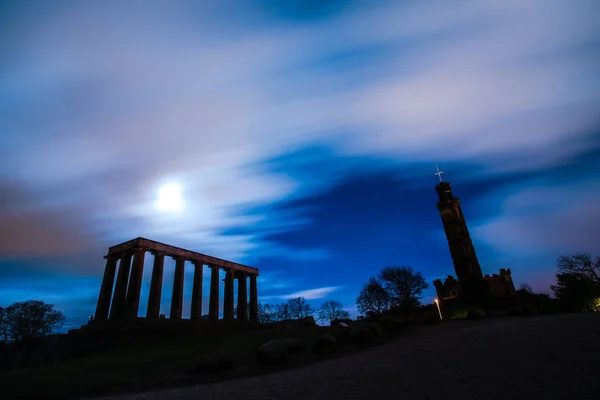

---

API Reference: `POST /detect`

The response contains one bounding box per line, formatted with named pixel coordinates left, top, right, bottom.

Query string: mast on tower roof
left=434, top=165, right=444, bottom=183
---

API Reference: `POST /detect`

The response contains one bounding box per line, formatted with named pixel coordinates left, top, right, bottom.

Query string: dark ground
left=94, top=313, right=600, bottom=400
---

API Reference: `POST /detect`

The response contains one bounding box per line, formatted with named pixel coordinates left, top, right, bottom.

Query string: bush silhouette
left=467, top=308, right=485, bottom=320
left=377, top=315, right=402, bottom=332
left=446, top=307, right=468, bottom=319
left=419, top=308, right=441, bottom=324
left=347, top=326, right=375, bottom=347
left=312, top=334, right=337, bottom=355
left=363, top=322, right=383, bottom=337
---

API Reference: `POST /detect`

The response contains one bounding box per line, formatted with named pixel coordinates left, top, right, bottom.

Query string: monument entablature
left=107, top=237, right=258, bottom=275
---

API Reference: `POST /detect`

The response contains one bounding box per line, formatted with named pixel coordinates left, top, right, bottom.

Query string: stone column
left=94, top=255, right=119, bottom=321
left=249, top=274, right=258, bottom=323
left=126, top=249, right=146, bottom=319
left=236, top=272, right=247, bottom=322
left=110, top=251, right=133, bottom=319
left=170, top=257, right=186, bottom=320
left=208, top=265, right=220, bottom=321
left=190, top=261, right=204, bottom=320
left=146, top=252, right=165, bottom=319
left=223, top=270, right=234, bottom=321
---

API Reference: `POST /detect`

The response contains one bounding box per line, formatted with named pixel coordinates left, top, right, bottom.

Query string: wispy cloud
left=472, top=178, right=600, bottom=256
left=1, top=0, right=598, bottom=262
left=282, top=286, right=342, bottom=300
left=255, top=270, right=295, bottom=292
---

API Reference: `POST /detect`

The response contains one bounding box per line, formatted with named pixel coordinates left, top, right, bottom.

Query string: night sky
left=1, top=0, right=599, bottom=330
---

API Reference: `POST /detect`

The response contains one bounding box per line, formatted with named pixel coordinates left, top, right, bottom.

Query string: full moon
left=155, top=183, right=184, bottom=213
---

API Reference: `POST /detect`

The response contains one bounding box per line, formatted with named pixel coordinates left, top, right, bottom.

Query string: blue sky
left=1, top=0, right=599, bottom=329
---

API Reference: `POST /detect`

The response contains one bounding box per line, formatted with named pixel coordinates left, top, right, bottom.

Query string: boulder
left=189, top=349, right=235, bottom=374
left=331, top=318, right=353, bottom=327
left=279, top=338, right=306, bottom=353
left=346, top=326, right=374, bottom=347
left=329, top=324, right=350, bottom=343
left=312, top=334, right=338, bottom=355
left=257, top=340, right=288, bottom=366
left=364, top=322, right=384, bottom=337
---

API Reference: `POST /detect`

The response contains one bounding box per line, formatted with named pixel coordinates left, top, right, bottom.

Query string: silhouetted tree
left=3, top=301, right=65, bottom=342
left=519, top=283, right=533, bottom=294
left=379, top=266, right=429, bottom=309
left=266, top=298, right=314, bottom=321
left=556, top=253, right=600, bottom=284
left=0, top=307, right=7, bottom=344
left=356, top=277, right=392, bottom=317
left=317, top=300, right=350, bottom=323
left=552, top=272, right=600, bottom=312
left=287, top=297, right=314, bottom=319
left=274, top=302, right=292, bottom=321
left=551, top=253, right=600, bottom=312
left=237, top=303, right=276, bottom=323
left=2, top=300, right=65, bottom=362
left=514, top=284, right=559, bottom=314
left=257, top=303, right=274, bottom=323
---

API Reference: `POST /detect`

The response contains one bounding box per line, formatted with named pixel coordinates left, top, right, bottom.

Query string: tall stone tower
left=435, top=176, right=486, bottom=301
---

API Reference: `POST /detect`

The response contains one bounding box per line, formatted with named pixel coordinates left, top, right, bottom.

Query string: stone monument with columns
left=93, top=237, right=260, bottom=325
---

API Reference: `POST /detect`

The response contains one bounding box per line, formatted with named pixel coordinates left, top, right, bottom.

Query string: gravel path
left=94, top=313, right=600, bottom=400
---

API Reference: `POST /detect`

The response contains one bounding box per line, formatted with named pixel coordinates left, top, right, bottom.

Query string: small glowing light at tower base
left=434, top=298, right=443, bottom=321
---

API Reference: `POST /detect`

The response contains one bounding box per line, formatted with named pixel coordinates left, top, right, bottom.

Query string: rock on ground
left=188, top=349, right=235, bottom=375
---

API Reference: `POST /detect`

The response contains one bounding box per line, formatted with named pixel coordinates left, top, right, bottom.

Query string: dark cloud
left=0, top=181, right=100, bottom=258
